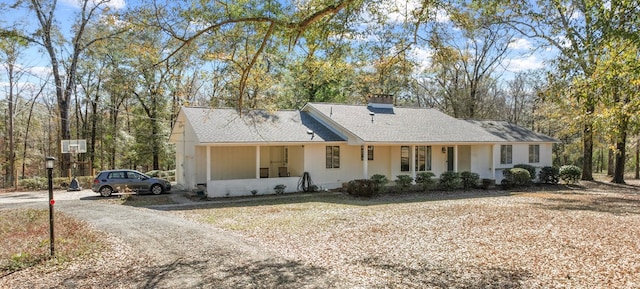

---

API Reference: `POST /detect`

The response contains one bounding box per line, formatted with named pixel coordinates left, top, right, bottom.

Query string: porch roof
left=304, top=103, right=505, bottom=143
left=179, top=107, right=345, bottom=144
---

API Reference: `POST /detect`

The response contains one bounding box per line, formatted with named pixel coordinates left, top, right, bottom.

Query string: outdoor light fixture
left=369, top=112, right=375, bottom=122
left=442, top=147, right=446, bottom=154
left=306, top=129, right=314, bottom=139
left=46, top=156, right=55, bottom=256
left=46, top=156, right=55, bottom=170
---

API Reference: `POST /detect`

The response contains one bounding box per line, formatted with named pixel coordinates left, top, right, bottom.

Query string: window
left=401, top=146, right=410, bottom=171
left=529, top=144, right=540, bottom=163
left=415, top=146, right=432, bottom=171
left=361, top=145, right=374, bottom=161
left=326, top=146, right=340, bottom=168
left=500, top=145, right=513, bottom=164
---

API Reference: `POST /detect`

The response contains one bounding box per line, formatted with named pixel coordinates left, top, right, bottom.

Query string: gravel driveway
left=0, top=190, right=339, bottom=288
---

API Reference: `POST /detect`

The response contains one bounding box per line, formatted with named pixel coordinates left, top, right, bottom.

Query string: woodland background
left=1, top=0, right=639, bottom=188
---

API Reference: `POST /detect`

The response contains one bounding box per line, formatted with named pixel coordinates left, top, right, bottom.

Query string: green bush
left=514, top=164, right=536, bottom=180
left=460, top=171, right=480, bottom=190
left=19, top=177, right=47, bottom=190
left=439, top=171, right=461, bottom=191
left=538, top=166, right=559, bottom=184
left=480, top=178, right=495, bottom=189
left=559, top=165, right=581, bottom=184
left=415, top=172, right=436, bottom=190
left=346, top=179, right=379, bottom=197
left=370, top=174, right=389, bottom=187
left=502, top=168, right=531, bottom=188
left=395, top=175, right=414, bottom=191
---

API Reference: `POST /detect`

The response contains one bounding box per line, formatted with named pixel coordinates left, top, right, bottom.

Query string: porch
left=196, top=144, right=304, bottom=197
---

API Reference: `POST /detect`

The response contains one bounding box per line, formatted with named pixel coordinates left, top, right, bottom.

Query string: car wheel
left=99, top=186, right=113, bottom=197
left=150, top=184, right=163, bottom=195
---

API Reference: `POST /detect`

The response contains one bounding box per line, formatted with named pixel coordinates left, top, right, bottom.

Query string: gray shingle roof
left=465, top=120, right=559, bottom=143
left=181, top=107, right=344, bottom=143
left=305, top=103, right=506, bottom=143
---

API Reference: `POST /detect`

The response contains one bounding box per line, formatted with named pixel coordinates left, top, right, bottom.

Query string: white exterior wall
left=469, top=145, right=494, bottom=180
left=175, top=122, right=198, bottom=190
left=302, top=144, right=363, bottom=189
left=210, top=146, right=257, bottom=179
left=493, top=143, right=555, bottom=182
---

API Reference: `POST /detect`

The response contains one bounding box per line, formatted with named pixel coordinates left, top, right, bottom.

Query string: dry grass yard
left=176, top=180, right=640, bottom=288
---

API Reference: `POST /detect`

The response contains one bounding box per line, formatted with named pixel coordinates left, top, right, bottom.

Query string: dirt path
left=1, top=192, right=339, bottom=288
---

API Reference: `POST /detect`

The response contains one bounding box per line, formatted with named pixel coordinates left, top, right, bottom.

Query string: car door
left=106, top=171, right=129, bottom=192
left=127, top=171, right=149, bottom=192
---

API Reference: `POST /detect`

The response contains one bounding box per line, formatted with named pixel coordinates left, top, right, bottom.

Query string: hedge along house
left=169, top=97, right=558, bottom=198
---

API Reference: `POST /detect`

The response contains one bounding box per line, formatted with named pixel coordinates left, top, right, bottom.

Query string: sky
left=1, top=0, right=551, bottom=97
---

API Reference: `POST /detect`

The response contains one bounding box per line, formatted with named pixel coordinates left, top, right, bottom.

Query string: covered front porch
left=196, top=144, right=304, bottom=197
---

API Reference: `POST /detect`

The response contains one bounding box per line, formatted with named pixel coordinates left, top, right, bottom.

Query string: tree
left=426, top=2, right=513, bottom=119
left=0, top=35, right=28, bottom=187
left=5, top=0, right=125, bottom=176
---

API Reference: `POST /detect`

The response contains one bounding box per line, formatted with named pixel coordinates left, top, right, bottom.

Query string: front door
left=447, top=147, right=454, bottom=171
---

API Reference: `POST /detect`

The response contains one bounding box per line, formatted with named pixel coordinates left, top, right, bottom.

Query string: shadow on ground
left=532, top=195, right=640, bottom=215
left=355, top=255, right=532, bottom=289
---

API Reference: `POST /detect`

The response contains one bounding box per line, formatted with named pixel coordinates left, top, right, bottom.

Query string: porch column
left=363, top=144, right=369, bottom=179
left=206, top=145, right=211, bottom=181
left=453, top=145, right=458, bottom=172
left=255, top=145, right=260, bottom=179
left=491, top=144, right=496, bottom=179
left=411, top=145, right=416, bottom=181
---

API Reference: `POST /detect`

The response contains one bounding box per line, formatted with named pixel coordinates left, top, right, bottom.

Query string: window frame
left=326, top=146, right=340, bottom=169
left=401, top=146, right=410, bottom=171
left=415, top=146, right=432, bottom=172
left=500, top=145, right=513, bottom=164
left=529, top=144, right=540, bottom=163
left=361, top=145, right=374, bottom=161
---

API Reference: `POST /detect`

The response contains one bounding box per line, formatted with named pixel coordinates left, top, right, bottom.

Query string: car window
left=108, top=171, right=125, bottom=179
left=127, top=171, right=144, bottom=179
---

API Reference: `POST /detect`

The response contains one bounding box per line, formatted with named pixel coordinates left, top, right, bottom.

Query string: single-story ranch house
left=169, top=97, right=558, bottom=197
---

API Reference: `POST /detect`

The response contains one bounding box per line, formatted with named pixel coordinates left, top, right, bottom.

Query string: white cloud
left=410, top=47, right=433, bottom=74
left=61, top=0, right=126, bottom=10
left=508, top=38, right=532, bottom=50
left=506, top=55, right=544, bottom=72
left=434, top=8, right=449, bottom=23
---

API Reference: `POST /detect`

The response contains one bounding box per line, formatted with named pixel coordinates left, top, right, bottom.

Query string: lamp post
left=46, top=156, right=55, bottom=257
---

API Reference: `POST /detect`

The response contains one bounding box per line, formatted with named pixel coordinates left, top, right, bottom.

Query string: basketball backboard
left=61, top=139, right=87, bottom=154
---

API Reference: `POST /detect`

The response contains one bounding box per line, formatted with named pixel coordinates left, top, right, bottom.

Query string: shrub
left=274, top=184, right=286, bottom=195
left=439, top=171, right=461, bottom=191
left=514, top=164, right=536, bottom=180
left=415, top=172, right=436, bottom=191
left=502, top=168, right=531, bottom=187
left=460, top=171, right=480, bottom=190
left=19, top=177, right=47, bottom=190
left=559, top=165, right=581, bottom=184
left=346, top=179, right=378, bottom=197
left=480, top=178, right=495, bottom=189
left=538, top=166, right=559, bottom=184
left=395, top=175, right=414, bottom=191
left=370, top=174, right=389, bottom=188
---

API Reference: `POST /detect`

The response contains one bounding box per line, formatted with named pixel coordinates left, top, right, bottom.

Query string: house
left=169, top=97, right=558, bottom=197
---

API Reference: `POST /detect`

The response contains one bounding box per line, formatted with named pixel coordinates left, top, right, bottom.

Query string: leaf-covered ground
left=179, top=180, right=640, bottom=288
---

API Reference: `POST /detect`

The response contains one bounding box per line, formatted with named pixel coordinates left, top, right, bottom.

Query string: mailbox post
left=46, top=156, right=55, bottom=256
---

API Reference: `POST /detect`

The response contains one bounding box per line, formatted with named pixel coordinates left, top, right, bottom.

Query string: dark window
left=361, top=145, right=374, bottom=161
left=108, top=171, right=125, bottom=179
left=401, top=146, right=410, bottom=171
left=500, top=145, right=513, bottom=164
left=415, top=146, right=432, bottom=171
left=326, top=146, right=340, bottom=168
left=529, top=144, right=540, bottom=163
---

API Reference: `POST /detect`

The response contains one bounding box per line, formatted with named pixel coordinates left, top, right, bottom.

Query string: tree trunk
left=612, top=127, right=627, bottom=184
left=635, top=137, right=639, bottom=179
left=581, top=121, right=594, bottom=181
